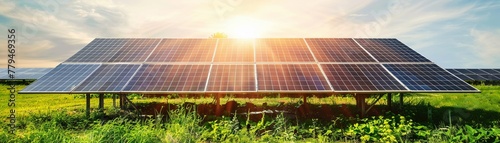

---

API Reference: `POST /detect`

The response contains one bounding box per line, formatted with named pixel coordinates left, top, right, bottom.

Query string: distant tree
left=209, top=32, right=228, bottom=38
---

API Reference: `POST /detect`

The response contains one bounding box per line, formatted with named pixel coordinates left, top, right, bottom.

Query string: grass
left=0, top=84, right=499, bottom=142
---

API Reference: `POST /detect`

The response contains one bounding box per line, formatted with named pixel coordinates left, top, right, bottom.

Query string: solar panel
left=384, top=64, right=476, bottom=91
left=108, top=39, right=161, bottom=62
left=146, top=39, right=217, bottom=62
left=321, top=64, right=407, bottom=91
left=256, top=64, right=331, bottom=91
left=0, top=68, right=52, bottom=80
left=454, top=75, right=474, bottom=81
left=306, top=38, right=376, bottom=62
left=255, top=38, right=314, bottom=62
left=123, top=64, right=210, bottom=92
left=21, top=38, right=480, bottom=94
left=355, top=39, right=431, bottom=62
left=206, top=64, right=256, bottom=91
left=21, top=64, right=100, bottom=92
left=213, top=39, right=254, bottom=62
left=73, top=64, right=141, bottom=92
left=465, top=75, right=489, bottom=81
left=65, top=39, right=128, bottom=62
left=447, top=69, right=500, bottom=81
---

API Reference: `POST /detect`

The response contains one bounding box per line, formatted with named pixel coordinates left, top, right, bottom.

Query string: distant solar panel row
left=0, top=68, right=52, bottom=80
left=447, top=69, right=500, bottom=81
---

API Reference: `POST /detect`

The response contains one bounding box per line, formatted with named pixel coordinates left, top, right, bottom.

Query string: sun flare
left=225, top=16, right=267, bottom=38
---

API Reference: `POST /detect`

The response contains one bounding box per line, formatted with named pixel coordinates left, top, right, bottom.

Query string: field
left=1, top=84, right=500, bottom=142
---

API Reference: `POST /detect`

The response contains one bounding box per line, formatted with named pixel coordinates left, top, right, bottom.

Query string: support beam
left=387, top=93, right=392, bottom=111
left=98, top=94, right=104, bottom=112
left=86, top=94, right=91, bottom=117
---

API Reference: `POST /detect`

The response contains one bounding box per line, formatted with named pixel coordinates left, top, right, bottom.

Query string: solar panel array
left=0, top=68, right=52, bottom=80
left=447, top=69, right=500, bottom=81
left=20, top=38, right=479, bottom=94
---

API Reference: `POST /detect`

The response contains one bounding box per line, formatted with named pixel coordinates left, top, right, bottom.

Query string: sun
left=225, top=16, right=267, bottom=38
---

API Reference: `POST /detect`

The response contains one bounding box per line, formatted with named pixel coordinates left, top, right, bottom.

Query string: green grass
left=1, top=84, right=499, bottom=142
left=411, top=85, right=500, bottom=111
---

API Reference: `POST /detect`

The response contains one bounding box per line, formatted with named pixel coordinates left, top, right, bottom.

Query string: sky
left=0, top=0, right=499, bottom=68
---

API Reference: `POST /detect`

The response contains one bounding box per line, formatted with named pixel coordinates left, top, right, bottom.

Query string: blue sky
left=0, top=0, right=499, bottom=68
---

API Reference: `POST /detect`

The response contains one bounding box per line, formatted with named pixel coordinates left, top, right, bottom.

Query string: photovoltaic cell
left=73, top=64, right=141, bottom=92
left=65, top=39, right=128, bottom=62
left=384, top=64, right=476, bottom=91
left=213, top=39, right=254, bottom=62
left=21, top=64, right=100, bottom=92
left=108, top=39, right=161, bottom=62
left=306, top=38, right=375, bottom=62
left=355, top=39, right=431, bottom=62
left=321, top=64, right=406, bottom=91
left=123, top=64, right=210, bottom=92
left=255, top=38, right=315, bottom=62
left=206, top=65, right=256, bottom=91
left=257, top=64, right=330, bottom=91
left=146, top=39, right=217, bottom=62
